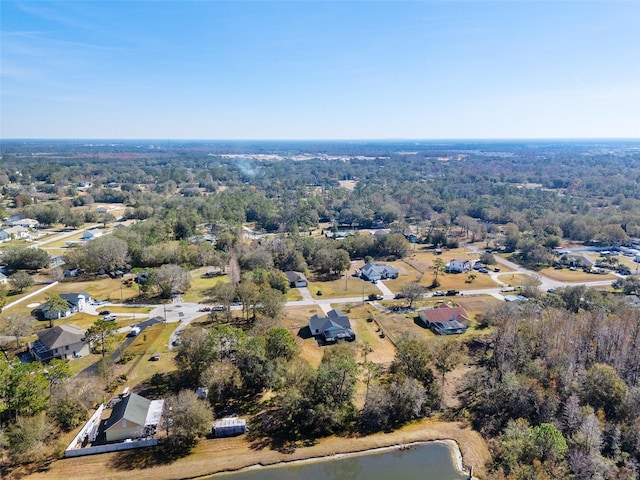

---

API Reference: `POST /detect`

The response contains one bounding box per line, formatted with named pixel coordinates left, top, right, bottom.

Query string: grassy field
left=307, top=262, right=380, bottom=299
left=497, top=273, right=537, bottom=287
left=538, top=267, right=617, bottom=283
left=182, top=272, right=229, bottom=303
left=280, top=305, right=326, bottom=367
left=120, top=322, right=179, bottom=386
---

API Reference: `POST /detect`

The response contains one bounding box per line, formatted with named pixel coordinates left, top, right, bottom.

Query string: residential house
left=446, top=258, right=472, bottom=273
left=4, top=225, right=31, bottom=240
left=81, top=229, right=103, bottom=241
left=285, top=271, right=308, bottom=288
left=0, top=230, right=10, bottom=243
left=356, top=263, right=399, bottom=283
left=309, top=309, right=355, bottom=343
left=29, top=324, right=88, bottom=361
left=8, top=217, right=39, bottom=228
left=102, top=393, right=164, bottom=443
left=624, top=295, right=640, bottom=309
left=0, top=272, right=7, bottom=284
left=37, top=292, right=91, bottom=320
left=418, top=304, right=469, bottom=335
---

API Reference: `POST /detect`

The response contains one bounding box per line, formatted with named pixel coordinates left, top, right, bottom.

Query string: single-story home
left=8, top=217, right=39, bottom=228
left=0, top=230, right=10, bottom=243
left=102, top=393, right=164, bottom=443
left=29, top=324, right=88, bottom=361
left=309, top=309, right=356, bottom=343
left=4, top=225, right=31, bottom=240
left=418, top=304, right=469, bottom=335
left=81, top=229, right=103, bottom=241
left=285, top=271, right=308, bottom=288
left=356, top=263, right=399, bottom=282
left=505, top=294, right=528, bottom=303
left=446, top=259, right=472, bottom=273
left=624, top=295, right=640, bottom=308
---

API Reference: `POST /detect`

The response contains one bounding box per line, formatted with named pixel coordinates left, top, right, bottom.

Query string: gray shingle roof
left=105, top=393, right=151, bottom=429
left=36, top=324, right=85, bottom=349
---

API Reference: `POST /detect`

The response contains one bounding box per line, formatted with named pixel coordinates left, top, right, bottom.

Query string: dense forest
left=1, top=140, right=639, bottom=479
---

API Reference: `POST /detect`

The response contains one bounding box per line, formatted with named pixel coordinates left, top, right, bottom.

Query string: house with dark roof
left=285, top=271, right=308, bottom=288
left=102, top=393, right=164, bottom=443
left=418, top=304, right=469, bottom=335
left=356, top=263, right=399, bottom=283
left=29, top=324, right=88, bottom=361
left=37, top=292, right=91, bottom=320
left=309, top=309, right=355, bottom=343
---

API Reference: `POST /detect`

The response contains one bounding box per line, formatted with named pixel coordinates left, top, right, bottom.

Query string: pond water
left=210, top=441, right=469, bottom=480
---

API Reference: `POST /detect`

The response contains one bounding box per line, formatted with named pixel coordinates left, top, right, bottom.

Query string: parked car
left=494, top=267, right=501, bottom=272
left=432, top=291, right=445, bottom=297
left=367, top=294, right=383, bottom=301
left=478, top=267, right=489, bottom=273
left=394, top=293, right=406, bottom=299
left=99, top=310, right=110, bottom=315
left=316, top=290, right=323, bottom=296
left=103, top=315, right=117, bottom=321
left=446, top=290, right=460, bottom=296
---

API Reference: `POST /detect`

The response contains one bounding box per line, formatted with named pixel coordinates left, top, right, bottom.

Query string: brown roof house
left=29, top=324, right=88, bottom=361
left=418, top=303, right=469, bottom=335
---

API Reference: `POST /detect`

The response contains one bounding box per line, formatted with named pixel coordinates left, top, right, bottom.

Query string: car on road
left=432, top=291, right=445, bottom=297
left=367, top=294, right=383, bottom=301
left=99, top=310, right=111, bottom=315
left=494, top=267, right=501, bottom=272
left=103, top=315, right=117, bottom=321
left=446, top=290, right=460, bottom=296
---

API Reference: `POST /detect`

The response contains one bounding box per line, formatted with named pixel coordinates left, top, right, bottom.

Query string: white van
left=128, top=326, right=141, bottom=337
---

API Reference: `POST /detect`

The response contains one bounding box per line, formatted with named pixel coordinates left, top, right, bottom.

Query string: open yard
left=182, top=271, right=229, bottom=303
left=307, top=261, right=380, bottom=299
left=118, top=322, right=179, bottom=386
left=538, top=267, right=617, bottom=283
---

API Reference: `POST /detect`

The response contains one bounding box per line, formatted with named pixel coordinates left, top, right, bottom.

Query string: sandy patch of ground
left=26, top=302, right=40, bottom=308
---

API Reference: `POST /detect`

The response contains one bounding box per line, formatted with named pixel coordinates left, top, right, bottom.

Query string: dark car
left=446, top=290, right=460, bottom=296
left=99, top=310, right=110, bottom=315
left=316, top=290, right=323, bottom=296
left=367, top=294, right=383, bottom=301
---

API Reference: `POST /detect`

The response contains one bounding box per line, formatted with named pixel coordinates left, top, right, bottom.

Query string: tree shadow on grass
left=110, top=439, right=195, bottom=470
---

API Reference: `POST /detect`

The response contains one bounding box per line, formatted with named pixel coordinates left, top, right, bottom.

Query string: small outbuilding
left=212, top=417, right=247, bottom=438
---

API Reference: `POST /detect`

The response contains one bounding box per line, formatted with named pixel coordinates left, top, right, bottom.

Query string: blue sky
left=1, top=1, right=639, bottom=139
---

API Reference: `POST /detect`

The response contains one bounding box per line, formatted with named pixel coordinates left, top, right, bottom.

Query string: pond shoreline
left=201, top=439, right=473, bottom=479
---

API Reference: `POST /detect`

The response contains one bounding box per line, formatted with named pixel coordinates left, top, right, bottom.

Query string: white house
left=4, top=225, right=31, bottom=240
left=446, top=258, right=472, bottom=273
left=8, top=217, right=39, bottom=228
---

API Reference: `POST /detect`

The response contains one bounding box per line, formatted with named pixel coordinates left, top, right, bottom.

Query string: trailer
left=212, top=417, right=247, bottom=438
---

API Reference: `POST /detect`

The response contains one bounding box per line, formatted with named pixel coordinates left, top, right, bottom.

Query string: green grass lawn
left=182, top=273, right=229, bottom=303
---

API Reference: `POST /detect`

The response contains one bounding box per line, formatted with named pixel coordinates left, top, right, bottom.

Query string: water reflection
left=210, top=442, right=468, bottom=480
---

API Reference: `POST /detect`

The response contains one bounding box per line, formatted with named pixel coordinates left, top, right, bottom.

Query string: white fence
left=65, top=439, right=158, bottom=458
left=65, top=404, right=159, bottom=458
